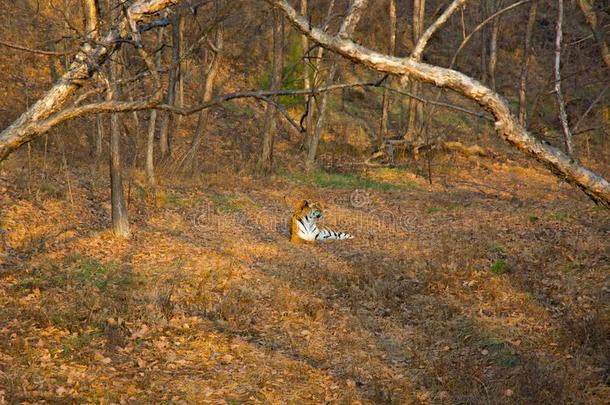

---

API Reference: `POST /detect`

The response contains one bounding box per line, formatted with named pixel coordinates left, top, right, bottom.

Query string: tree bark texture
left=107, top=39, right=130, bottom=238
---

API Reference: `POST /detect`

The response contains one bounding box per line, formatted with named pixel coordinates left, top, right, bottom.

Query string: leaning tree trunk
left=305, top=0, right=369, bottom=171
left=258, top=8, right=284, bottom=173
left=518, top=0, right=537, bottom=126
left=158, top=13, right=181, bottom=158
left=266, top=0, right=610, bottom=207
left=378, top=0, right=397, bottom=148
left=554, top=0, right=574, bottom=155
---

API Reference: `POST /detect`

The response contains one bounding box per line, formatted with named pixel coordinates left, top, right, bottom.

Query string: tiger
left=290, top=200, right=353, bottom=243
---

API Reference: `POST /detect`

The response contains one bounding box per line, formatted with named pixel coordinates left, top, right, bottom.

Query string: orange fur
left=290, top=200, right=319, bottom=243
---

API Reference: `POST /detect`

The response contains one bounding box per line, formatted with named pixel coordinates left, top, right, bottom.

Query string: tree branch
left=0, top=39, right=76, bottom=56
left=450, top=0, right=531, bottom=68
left=412, top=0, right=467, bottom=60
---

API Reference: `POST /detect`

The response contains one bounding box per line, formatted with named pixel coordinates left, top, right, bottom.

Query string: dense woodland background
left=0, top=0, right=608, bottom=403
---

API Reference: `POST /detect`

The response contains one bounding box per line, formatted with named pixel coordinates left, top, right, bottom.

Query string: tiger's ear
left=297, top=200, right=309, bottom=210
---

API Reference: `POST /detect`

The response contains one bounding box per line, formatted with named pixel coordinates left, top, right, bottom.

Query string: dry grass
left=1, top=144, right=608, bottom=404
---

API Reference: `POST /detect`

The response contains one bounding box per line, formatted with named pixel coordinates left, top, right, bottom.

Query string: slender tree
left=300, top=0, right=314, bottom=150
left=518, top=0, right=538, bottom=126
left=107, top=1, right=130, bottom=238
left=404, top=0, right=426, bottom=146
left=145, top=26, right=166, bottom=186
left=378, top=0, right=397, bottom=148
left=158, top=13, right=182, bottom=158
left=554, top=0, right=574, bottom=155
left=258, top=8, right=284, bottom=173
left=488, top=0, right=501, bottom=91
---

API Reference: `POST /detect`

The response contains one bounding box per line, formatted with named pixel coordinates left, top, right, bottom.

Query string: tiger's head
left=295, top=200, right=323, bottom=220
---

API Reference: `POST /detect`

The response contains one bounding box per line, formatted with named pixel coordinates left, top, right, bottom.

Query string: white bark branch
left=412, top=0, right=467, bottom=60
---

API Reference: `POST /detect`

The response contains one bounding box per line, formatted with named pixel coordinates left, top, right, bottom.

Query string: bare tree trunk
left=107, top=48, right=130, bottom=237
left=301, top=0, right=315, bottom=150
left=177, top=15, right=186, bottom=127
left=405, top=0, right=425, bottom=145
left=305, top=0, right=369, bottom=171
left=158, top=14, right=181, bottom=158
left=554, top=0, right=574, bottom=155
left=518, top=0, right=537, bottom=126
left=378, top=0, right=396, bottom=148
left=145, top=27, right=165, bottom=186
left=146, top=110, right=157, bottom=185
left=258, top=9, right=284, bottom=173
left=266, top=0, right=610, bottom=206
left=184, top=5, right=223, bottom=174
left=480, top=1, right=489, bottom=84
left=488, top=11, right=500, bottom=91
left=94, top=97, right=104, bottom=165
left=577, top=0, right=610, bottom=71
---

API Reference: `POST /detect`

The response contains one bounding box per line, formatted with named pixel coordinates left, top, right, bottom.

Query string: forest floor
left=0, top=145, right=609, bottom=404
